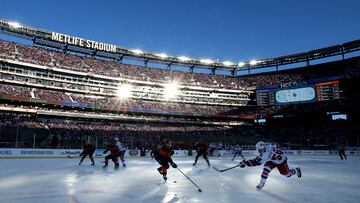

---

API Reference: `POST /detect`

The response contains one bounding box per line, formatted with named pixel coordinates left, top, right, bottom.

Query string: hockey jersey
left=115, top=141, right=126, bottom=151
left=197, top=143, right=208, bottom=153
left=103, top=144, right=120, bottom=154
left=234, top=145, right=242, bottom=152
left=83, top=144, right=95, bottom=153
left=245, top=143, right=286, bottom=166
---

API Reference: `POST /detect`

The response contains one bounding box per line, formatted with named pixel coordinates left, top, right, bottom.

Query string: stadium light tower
left=131, top=49, right=143, bottom=55
left=178, top=56, right=190, bottom=62
left=200, top=59, right=214, bottom=65
left=163, top=81, right=179, bottom=99
left=116, top=84, right=132, bottom=99
left=9, top=21, right=21, bottom=29
left=156, top=53, right=168, bottom=59
left=223, top=61, right=234, bottom=66
left=250, top=60, right=258, bottom=66
left=238, top=62, right=245, bottom=67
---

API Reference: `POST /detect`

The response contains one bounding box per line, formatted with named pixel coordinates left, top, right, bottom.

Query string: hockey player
left=239, top=141, right=301, bottom=189
left=102, top=143, right=120, bottom=170
left=152, top=140, right=177, bottom=180
left=114, top=138, right=127, bottom=167
left=78, top=143, right=96, bottom=165
left=208, top=142, right=216, bottom=157
left=193, top=141, right=210, bottom=166
left=338, top=145, right=347, bottom=160
left=150, top=144, right=161, bottom=159
left=232, top=144, right=243, bottom=161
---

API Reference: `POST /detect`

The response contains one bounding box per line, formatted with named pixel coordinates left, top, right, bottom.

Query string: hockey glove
left=239, top=161, right=246, bottom=168
left=171, top=163, right=177, bottom=168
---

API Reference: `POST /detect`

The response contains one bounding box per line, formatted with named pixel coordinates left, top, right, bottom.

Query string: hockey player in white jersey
left=114, top=138, right=126, bottom=167
left=239, top=141, right=301, bottom=189
left=232, top=144, right=243, bottom=161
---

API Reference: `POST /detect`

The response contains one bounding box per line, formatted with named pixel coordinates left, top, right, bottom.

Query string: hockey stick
left=213, top=155, right=246, bottom=172
left=212, top=164, right=240, bottom=172
left=67, top=154, right=81, bottom=158
left=176, top=168, right=203, bottom=192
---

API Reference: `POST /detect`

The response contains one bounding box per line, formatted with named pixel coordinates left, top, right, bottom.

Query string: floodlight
left=164, top=82, right=178, bottom=99
left=250, top=60, right=258, bottom=66
left=9, top=22, right=21, bottom=29
left=223, top=61, right=234, bottom=66
left=178, top=56, right=190, bottom=62
left=200, top=59, right=214, bottom=64
left=156, top=53, right=168, bottom=59
left=238, top=62, right=245, bottom=67
left=116, top=84, right=132, bottom=99
left=131, top=49, right=143, bottom=55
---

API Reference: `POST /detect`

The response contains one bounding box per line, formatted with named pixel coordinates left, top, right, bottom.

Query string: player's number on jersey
left=271, top=150, right=283, bottom=161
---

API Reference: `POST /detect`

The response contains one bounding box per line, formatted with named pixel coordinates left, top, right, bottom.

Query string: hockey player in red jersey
left=152, top=139, right=177, bottom=180
left=102, top=143, right=120, bottom=170
left=193, top=141, right=210, bottom=166
left=78, top=143, right=96, bottom=165
left=239, top=141, right=301, bottom=189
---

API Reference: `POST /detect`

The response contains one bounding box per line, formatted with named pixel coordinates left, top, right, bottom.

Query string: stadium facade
left=0, top=19, right=359, bottom=150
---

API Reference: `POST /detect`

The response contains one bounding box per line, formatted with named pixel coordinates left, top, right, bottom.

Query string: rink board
left=1, top=148, right=359, bottom=158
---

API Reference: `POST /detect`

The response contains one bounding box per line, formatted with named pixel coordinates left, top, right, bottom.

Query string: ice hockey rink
left=0, top=156, right=359, bottom=203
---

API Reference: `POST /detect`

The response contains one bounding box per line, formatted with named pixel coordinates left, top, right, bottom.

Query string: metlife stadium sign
left=51, top=32, right=117, bottom=53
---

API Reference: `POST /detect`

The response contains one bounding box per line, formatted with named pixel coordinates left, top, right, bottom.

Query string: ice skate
left=157, top=167, right=163, bottom=175
left=296, top=167, right=302, bottom=178
left=256, top=182, right=265, bottom=190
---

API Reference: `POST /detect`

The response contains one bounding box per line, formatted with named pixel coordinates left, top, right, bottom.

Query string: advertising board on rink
left=0, top=148, right=141, bottom=158
left=1, top=149, right=360, bottom=158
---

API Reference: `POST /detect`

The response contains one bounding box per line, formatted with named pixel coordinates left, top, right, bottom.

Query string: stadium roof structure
left=1, top=19, right=360, bottom=76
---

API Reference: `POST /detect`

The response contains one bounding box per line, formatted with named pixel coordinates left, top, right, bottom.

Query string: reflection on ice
left=0, top=156, right=359, bottom=203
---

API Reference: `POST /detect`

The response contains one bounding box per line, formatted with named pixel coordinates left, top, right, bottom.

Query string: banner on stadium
left=51, top=32, right=117, bottom=53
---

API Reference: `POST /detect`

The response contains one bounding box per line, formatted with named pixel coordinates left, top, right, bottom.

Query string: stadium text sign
left=51, top=32, right=117, bottom=53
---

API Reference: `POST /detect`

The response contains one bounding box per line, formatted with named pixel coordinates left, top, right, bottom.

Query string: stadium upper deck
left=0, top=19, right=359, bottom=125
left=1, top=19, right=359, bottom=75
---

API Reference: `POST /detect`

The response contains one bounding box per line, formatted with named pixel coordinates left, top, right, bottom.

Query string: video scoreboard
left=256, top=80, right=341, bottom=106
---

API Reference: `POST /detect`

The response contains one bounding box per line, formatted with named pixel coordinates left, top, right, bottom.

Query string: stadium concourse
left=0, top=156, right=359, bottom=203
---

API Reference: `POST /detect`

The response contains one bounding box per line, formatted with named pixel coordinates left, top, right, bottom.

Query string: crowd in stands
left=0, top=40, right=16, bottom=60
left=0, top=84, right=30, bottom=97
left=1, top=83, right=359, bottom=118
left=0, top=83, right=242, bottom=115
left=0, top=40, right=247, bottom=89
left=34, top=89, right=72, bottom=102
left=0, top=112, right=358, bottom=150
left=1, top=39, right=360, bottom=150
left=1, top=40, right=360, bottom=91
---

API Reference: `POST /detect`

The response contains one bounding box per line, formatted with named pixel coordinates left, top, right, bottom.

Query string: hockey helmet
left=163, top=139, right=172, bottom=148
left=255, top=141, right=266, bottom=154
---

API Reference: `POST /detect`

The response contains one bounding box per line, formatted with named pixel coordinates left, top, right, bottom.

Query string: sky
left=0, top=0, right=360, bottom=69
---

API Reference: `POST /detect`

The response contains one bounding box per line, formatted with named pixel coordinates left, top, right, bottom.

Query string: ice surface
left=0, top=156, right=359, bottom=203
